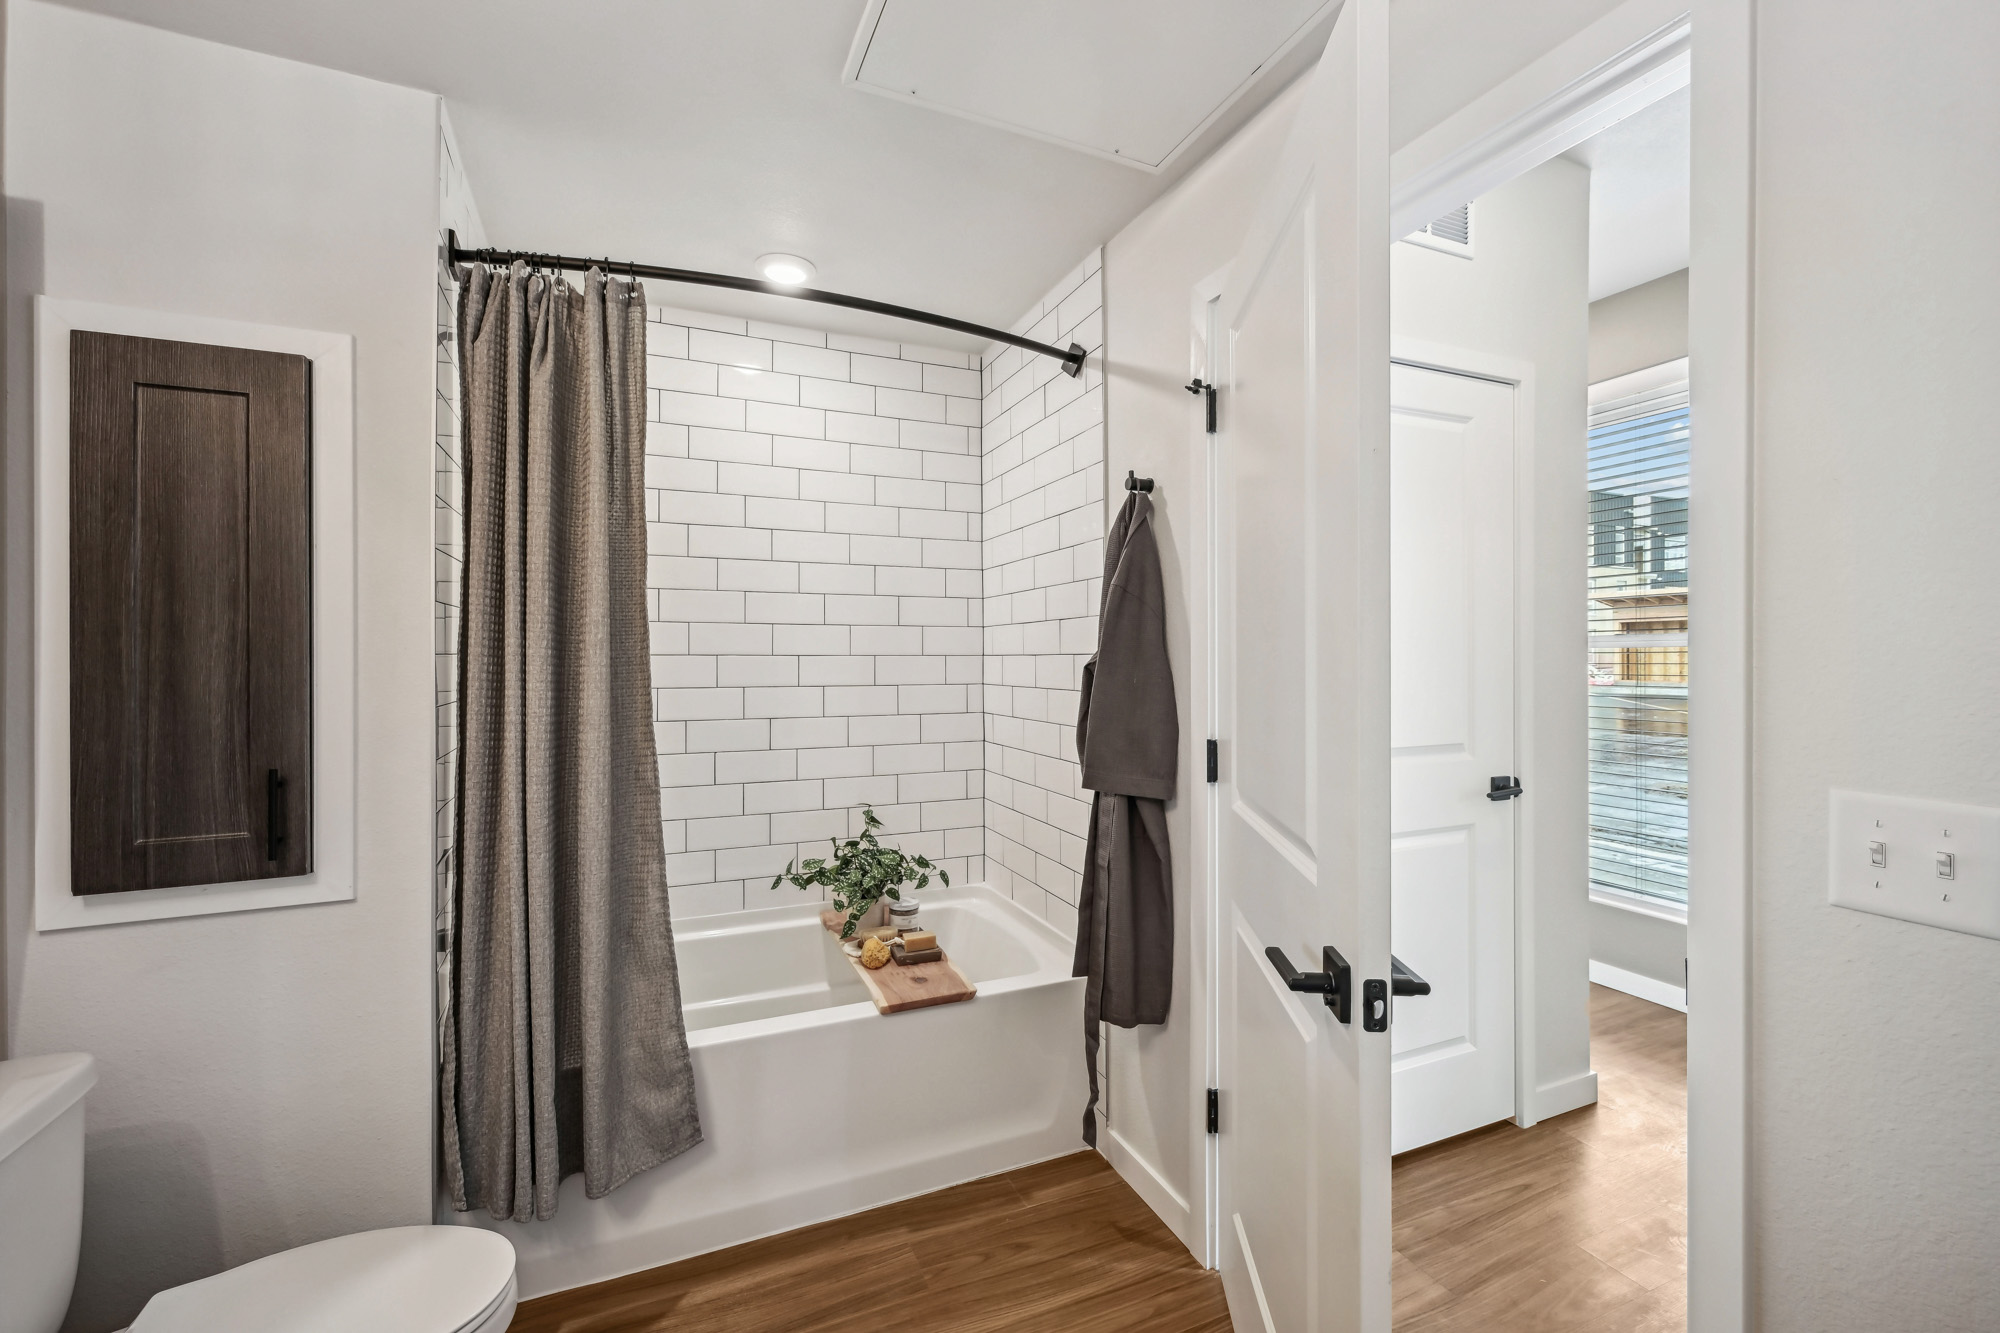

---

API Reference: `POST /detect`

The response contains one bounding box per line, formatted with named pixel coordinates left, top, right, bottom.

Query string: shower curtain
left=442, top=263, right=701, bottom=1222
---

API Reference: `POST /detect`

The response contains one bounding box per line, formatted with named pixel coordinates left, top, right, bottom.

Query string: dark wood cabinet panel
left=70, top=331, right=313, bottom=893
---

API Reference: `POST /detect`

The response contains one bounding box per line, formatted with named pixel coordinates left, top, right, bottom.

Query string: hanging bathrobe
left=1073, top=488, right=1178, bottom=1146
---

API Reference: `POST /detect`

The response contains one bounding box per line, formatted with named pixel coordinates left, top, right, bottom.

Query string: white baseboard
left=1590, top=959, right=1688, bottom=1012
left=1100, top=1124, right=1196, bottom=1256
left=1533, top=1069, right=1600, bottom=1121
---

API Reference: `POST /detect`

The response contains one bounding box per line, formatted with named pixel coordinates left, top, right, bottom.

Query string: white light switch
left=1829, top=790, right=2000, bottom=939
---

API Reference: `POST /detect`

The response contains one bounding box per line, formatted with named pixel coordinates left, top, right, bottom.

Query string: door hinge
left=1207, top=1087, right=1219, bottom=1134
left=1186, top=379, right=1217, bottom=433
left=1206, top=738, right=1219, bottom=784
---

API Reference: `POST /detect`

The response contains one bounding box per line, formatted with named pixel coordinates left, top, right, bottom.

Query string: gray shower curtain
left=442, top=263, right=701, bottom=1222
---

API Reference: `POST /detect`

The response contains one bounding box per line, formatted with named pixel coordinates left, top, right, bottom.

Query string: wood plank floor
left=1393, top=984, right=1687, bottom=1333
left=510, top=1151, right=1229, bottom=1333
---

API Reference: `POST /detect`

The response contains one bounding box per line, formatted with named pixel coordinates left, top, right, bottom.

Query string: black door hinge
left=1207, top=1087, right=1220, bottom=1134
left=1186, top=379, right=1217, bottom=433
left=1206, top=738, right=1219, bottom=784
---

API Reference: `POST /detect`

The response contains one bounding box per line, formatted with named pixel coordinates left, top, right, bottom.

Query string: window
left=1587, top=361, right=1689, bottom=910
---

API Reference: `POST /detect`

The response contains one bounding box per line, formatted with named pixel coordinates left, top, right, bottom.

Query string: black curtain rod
left=447, top=231, right=1084, bottom=378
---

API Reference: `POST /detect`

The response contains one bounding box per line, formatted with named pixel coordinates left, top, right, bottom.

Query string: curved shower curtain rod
left=446, top=231, right=1086, bottom=379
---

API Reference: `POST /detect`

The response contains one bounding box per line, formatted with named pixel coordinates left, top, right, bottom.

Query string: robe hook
left=1124, top=471, right=1154, bottom=493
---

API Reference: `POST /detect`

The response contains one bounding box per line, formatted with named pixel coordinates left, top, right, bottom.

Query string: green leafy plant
left=771, top=807, right=949, bottom=938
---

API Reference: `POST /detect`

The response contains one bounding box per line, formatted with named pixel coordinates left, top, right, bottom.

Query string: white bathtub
left=462, top=884, right=1086, bottom=1298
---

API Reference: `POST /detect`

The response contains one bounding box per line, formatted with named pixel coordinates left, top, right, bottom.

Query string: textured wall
left=3, top=6, right=439, bottom=1328
left=1749, top=0, right=2000, bottom=1326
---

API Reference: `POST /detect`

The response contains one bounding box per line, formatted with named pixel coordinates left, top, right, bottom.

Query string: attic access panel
left=845, top=0, right=1335, bottom=171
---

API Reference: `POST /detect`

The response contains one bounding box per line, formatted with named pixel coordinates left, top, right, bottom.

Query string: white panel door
left=1212, top=2, right=1391, bottom=1329
left=1386, top=362, right=1518, bottom=1155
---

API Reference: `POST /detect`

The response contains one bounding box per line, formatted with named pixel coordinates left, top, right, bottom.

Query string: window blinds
left=1587, top=374, right=1690, bottom=908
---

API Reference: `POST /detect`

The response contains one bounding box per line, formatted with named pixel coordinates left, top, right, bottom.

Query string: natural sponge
left=860, top=936, right=892, bottom=970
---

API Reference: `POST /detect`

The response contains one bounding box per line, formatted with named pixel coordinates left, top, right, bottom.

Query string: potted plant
left=771, top=807, right=949, bottom=939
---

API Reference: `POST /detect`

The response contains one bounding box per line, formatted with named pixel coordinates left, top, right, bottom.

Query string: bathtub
left=463, top=884, right=1086, bottom=1298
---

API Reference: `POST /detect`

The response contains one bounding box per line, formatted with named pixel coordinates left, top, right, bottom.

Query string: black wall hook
left=1124, top=471, right=1154, bottom=493
left=1186, top=379, right=1217, bottom=434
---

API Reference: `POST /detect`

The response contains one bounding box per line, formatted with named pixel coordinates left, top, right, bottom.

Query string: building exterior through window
left=1587, top=360, right=1689, bottom=910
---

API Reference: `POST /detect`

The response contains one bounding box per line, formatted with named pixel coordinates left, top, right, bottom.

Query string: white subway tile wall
left=435, top=249, right=1110, bottom=943
left=645, top=307, right=989, bottom=918
left=979, top=250, right=1106, bottom=940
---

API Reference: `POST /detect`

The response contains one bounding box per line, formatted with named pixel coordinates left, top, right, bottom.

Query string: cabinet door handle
left=266, top=769, right=287, bottom=863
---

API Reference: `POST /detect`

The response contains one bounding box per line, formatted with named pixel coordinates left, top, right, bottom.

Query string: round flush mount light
left=756, top=253, right=816, bottom=287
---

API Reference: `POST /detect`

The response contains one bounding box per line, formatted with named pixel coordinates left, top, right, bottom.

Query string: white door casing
left=1387, top=362, right=1518, bottom=1154
left=1211, top=1, right=1393, bottom=1329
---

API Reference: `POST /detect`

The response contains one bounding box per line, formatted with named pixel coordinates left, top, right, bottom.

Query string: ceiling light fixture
left=757, top=253, right=816, bottom=287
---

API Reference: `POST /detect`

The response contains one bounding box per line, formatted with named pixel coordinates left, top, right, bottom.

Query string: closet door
left=69, top=331, right=313, bottom=893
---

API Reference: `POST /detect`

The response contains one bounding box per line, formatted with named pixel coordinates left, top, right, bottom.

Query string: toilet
left=0, top=1053, right=517, bottom=1333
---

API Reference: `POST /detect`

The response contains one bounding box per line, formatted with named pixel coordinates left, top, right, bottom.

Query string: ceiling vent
left=1402, top=203, right=1474, bottom=259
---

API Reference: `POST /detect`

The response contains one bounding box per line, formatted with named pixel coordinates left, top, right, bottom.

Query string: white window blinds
left=1588, top=362, right=1689, bottom=909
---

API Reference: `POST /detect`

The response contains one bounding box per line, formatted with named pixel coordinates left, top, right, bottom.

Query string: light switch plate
left=1829, top=789, right=2000, bottom=940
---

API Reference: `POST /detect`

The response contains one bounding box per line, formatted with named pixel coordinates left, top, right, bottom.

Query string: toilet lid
left=130, top=1225, right=516, bottom=1333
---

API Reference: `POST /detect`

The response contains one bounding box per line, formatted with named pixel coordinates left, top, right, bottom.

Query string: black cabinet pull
left=266, top=769, right=287, bottom=863
left=1265, top=943, right=1353, bottom=1024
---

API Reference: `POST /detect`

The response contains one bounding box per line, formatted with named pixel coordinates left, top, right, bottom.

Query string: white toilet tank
left=0, top=1053, right=96, bottom=1333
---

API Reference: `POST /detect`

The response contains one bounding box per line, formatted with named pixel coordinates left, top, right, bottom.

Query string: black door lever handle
left=1390, top=954, right=1432, bottom=997
left=1487, top=775, right=1524, bottom=801
left=1265, top=944, right=1353, bottom=1024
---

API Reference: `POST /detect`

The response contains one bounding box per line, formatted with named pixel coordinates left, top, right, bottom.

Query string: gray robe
left=1073, top=489, right=1178, bottom=1146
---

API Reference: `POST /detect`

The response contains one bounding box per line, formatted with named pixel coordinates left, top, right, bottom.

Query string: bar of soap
left=901, top=931, right=937, bottom=952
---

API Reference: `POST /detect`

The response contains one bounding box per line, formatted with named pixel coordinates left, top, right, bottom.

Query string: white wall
left=1747, top=0, right=2000, bottom=1324
left=1099, top=74, right=1306, bottom=1254
left=1589, top=266, right=1687, bottom=383
left=3, top=5, right=440, bottom=1328
left=643, top=311, right=987, bottom=916
left=1391, top=158, right=1596, bottom=1118
left=1388, top=0, right=1632, bottom=151
left=979, top=256, right=1106, bottom=938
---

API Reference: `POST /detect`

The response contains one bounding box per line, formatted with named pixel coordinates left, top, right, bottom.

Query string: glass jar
left=887, top=897, right=920, bottom=933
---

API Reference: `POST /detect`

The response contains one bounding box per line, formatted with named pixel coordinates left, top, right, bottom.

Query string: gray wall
left=1749, top=0, right=2000, bottom=1325
left=1589, top=267, right=1687, bottom=382
left=1590, top=901, right=1685, bottom=991
left=5, top=6, right=438, bottom=1327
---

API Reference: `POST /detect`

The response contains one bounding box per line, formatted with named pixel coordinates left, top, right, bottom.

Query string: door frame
left=1385, top=339, right=1545, bottom=1135
left=1385, top=2, right=1752, bottom=1328
left=1184, top=0, right=1753, bottom=1324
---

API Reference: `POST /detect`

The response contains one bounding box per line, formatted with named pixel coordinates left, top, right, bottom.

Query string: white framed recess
left=33, top=297, right=357, bottom=930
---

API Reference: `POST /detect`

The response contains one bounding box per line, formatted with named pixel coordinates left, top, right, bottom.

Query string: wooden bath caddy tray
left=822, top=909, right=976, bottom=1014
left=847, top=951, right=976, bottom=1014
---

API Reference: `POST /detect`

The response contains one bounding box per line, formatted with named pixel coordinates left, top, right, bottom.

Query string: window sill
left=1589, top=885, right=1689, bottom=926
